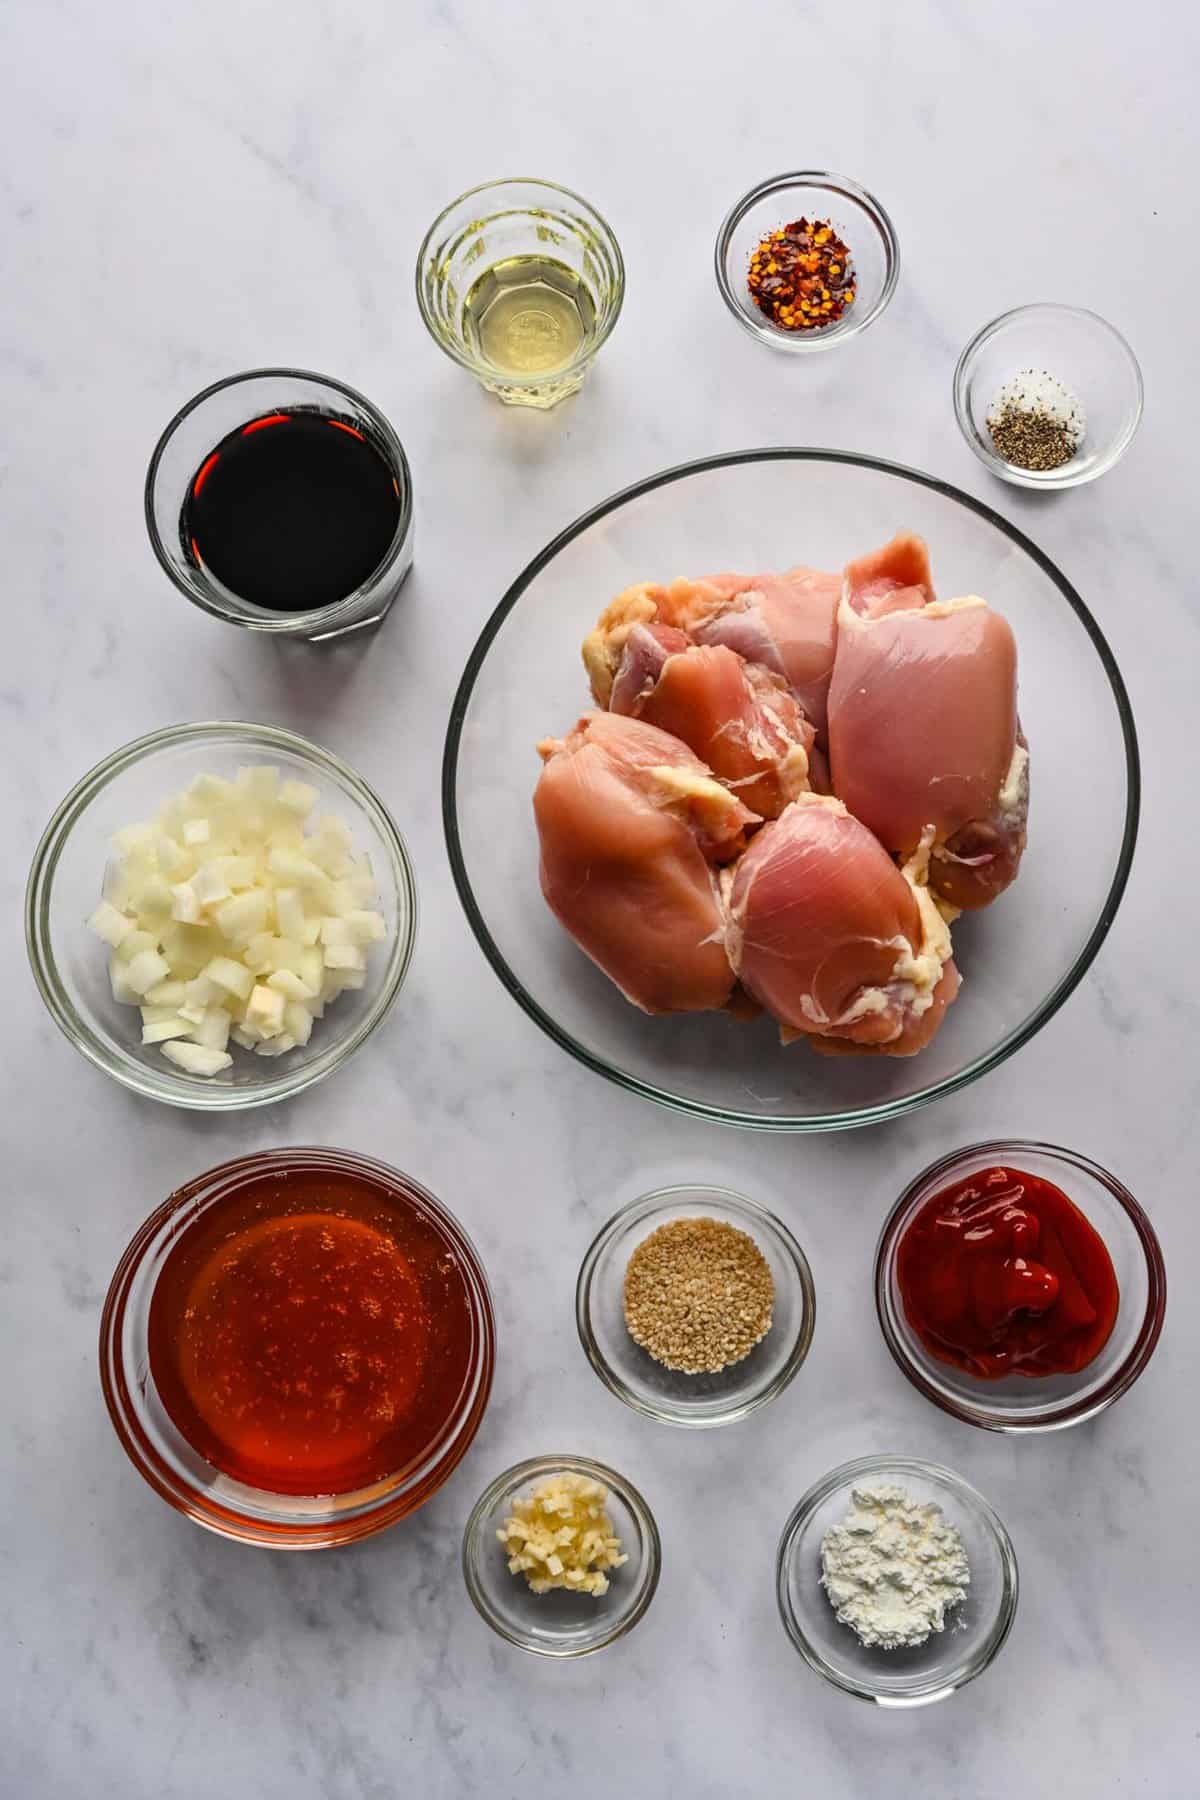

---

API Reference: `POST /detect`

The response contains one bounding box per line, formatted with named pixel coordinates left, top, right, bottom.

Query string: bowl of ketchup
left=875, top=1142, right=1165, bottom=1432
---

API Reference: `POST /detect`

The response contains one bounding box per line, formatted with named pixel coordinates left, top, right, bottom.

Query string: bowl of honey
left=100, top=1148, right=495, bottom=1547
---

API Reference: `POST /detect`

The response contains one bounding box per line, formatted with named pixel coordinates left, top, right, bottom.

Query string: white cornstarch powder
left=819, top=1483, right=970, bottom=1650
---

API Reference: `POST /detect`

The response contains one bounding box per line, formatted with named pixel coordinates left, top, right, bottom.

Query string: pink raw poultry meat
left=582, top=566, right=840, bottom=739
left=534, top=712, right=758, bottom=1014
left=685, top=568, right=841, bottom=739
left=828, top=535, right=1029, bottom=910
left=843, top=531, right=935, bottom=615
left=607, top=623, right=817, bottom=819
left=724, top=794, right=958, bottom=1054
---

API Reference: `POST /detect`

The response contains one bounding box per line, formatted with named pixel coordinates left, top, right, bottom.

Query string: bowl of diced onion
left=26, top=722, right=416, bottom=1109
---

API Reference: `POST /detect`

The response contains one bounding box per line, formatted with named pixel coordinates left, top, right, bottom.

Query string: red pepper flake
left=747, top=218, right=856, bottom=332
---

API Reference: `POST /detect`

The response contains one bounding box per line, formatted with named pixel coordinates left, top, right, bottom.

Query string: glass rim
left=414, top=176, right=626, bottom=384
left=952, top=303, right=1144, bottom=490
left=461, top=1452, right=661, bottom=1655
left=714, top=170, right=900, bottom=354
left=775, top=1452, right=1019, bottom=1705
left=99, top=1147, right=496, bottom=1548
left=575, top=1183, right=817, bottom=1426
left=441, top=446, right=1141, bottom=1132
left=25, top=719, right=418, bottom=1110
left=144, top=365, right=414, bottom=631
left=873, top=1139, right=1167, bottom=1432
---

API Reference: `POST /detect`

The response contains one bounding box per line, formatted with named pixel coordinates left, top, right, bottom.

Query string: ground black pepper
left=986, top=370, right=1085, bottom=472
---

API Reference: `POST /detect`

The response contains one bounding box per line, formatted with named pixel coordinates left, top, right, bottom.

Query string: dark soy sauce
left=182, top=410, right=401, bottom=612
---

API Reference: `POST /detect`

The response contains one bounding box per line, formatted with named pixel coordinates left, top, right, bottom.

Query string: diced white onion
left=161, top=1040, right=233, bottom=1076
left=88, top=901, right=134, bottom=948
left=125, top=949, right=171, bottom=995
left=246, top=984, right=286, bottom=1037
left=324, top=944, right=366, bottom=972
left=204, top=955, right=254, bottom=1000
left=142, top=1017, right=190, bottom=1044
left=144, top=977, right=187, bottom=1007
left=93, top=765, right=389, bottom=1077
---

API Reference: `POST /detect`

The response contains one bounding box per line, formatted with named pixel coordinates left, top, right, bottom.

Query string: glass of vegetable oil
left=417, top=179, right=624, bottom=408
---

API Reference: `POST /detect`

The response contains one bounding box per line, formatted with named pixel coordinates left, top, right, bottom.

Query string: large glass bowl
left=27, top=722, right=417, bottom=1110
left=443, top=450, right=1138, bottom=1132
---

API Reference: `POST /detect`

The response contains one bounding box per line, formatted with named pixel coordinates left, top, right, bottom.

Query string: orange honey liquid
left=148, top=1165, right=476, bottom=1495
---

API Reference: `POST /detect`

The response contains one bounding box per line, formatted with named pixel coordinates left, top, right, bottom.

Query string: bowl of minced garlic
left=576, top=1186, right=816, bottom=1427
left=462, top=1455, right=662, bottom=1656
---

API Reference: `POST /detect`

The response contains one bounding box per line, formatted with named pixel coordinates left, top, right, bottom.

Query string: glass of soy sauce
left=146, top=368, right=413, bottom=641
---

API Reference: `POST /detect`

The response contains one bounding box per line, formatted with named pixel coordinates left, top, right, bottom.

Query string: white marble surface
left=2, top=1, right=1194, bottom=1794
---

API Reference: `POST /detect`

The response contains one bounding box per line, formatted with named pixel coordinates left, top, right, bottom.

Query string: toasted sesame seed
left=622, top=1217, right=775, bottom=1374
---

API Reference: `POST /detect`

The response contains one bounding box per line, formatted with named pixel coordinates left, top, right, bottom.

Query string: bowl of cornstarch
left=776, top=1453, right=1018, bottom=1704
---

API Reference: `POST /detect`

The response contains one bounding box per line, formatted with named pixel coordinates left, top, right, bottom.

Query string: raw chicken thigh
left=684, top=568, right=841, bottom=740
left=828, top=535, right=1029, bottom=909
left=534, top=712, right=756, bottom=1014
left=725, top=794, right=958, bottom=1054
left=535, top=527, right=1029, bottom=1065
left=843, top=531, right=935, bottom=616
left=583, top=566, right=840, bottom=740
left=606, top=622, right=816, bottom=819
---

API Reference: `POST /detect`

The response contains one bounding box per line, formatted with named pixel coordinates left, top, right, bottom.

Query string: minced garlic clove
left=498, top=1472, right=627, bottom=1598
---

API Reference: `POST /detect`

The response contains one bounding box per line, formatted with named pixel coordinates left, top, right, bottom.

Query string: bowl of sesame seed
left=576, top=1185, right=816, bottom=1427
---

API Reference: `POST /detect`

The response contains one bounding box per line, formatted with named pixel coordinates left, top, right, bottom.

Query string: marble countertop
left=2, top=2, right=1193, bottom=1794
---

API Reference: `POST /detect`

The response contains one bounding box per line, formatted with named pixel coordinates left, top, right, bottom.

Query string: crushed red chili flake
left=747, top=218, right=856, bottom=332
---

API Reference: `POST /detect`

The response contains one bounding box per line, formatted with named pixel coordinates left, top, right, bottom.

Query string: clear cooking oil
left=462, top=255, right=597, bottom=390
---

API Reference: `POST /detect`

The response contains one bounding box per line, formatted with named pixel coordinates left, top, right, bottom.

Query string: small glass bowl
left=875, top=1141, right=1166, bottom=1432
left=26, top=721, right=416, bottom=1110
left=954, top=304, right=1143, bottom=489
left=777, top=1454, right=1018, bottom=1705
left=416, top=178, right=625, bottom=408
left=100, top=1149, right=496, bottom=1549
left=715, top=171, right=899, bottom=353
left=146, top=367, right=414, bottom=640
left=462, top=1454, right=661, bottom=1657
left=576, top=1185, right=816, bottom=1427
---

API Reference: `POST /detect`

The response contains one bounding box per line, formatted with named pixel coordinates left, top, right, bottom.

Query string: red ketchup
left=896, top=1165, right=1119, bottom=1379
